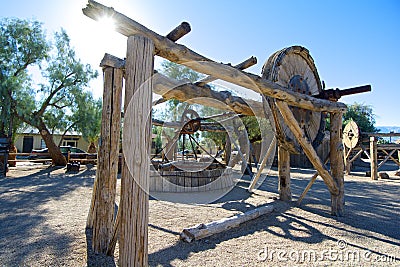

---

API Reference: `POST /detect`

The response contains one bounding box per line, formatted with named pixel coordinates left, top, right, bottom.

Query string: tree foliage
left=0, top=18, right=99, bottom=165
left=343, top=102, right=378, bottom=133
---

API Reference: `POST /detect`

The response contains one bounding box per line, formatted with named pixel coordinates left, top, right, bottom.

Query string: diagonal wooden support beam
left=275, top=100, right=339, bottom=195
left=296, top=156, right=330, bottom=205
left=83, top=0, right=347, bottom=113
left=248, top=136, right=276, bottom=192
left=382, top=149, right=400, bottom=167
left=378, top=149, right=396, bottom=169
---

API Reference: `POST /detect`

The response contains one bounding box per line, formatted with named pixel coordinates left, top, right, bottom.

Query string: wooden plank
left=275, top=100, right=339, bottom=195
left=82, top=0, right=347, bottom=113
left=370, top=136, right=378, bottom=180
left=180, top=205, right=274, bottom=242
left=119, top=35, right=153, bottom=266
left=329, top=112, right=344, bottom=216
left=278, top=145, right=291, bottom=201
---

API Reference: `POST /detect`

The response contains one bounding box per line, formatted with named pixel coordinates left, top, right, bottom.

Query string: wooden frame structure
left=83, top=0, right=348, bottom=264
left=344, top=131, right=400, bottom=180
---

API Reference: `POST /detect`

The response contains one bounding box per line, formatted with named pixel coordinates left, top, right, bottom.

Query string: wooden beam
left=195, top=56, right=257, bottom=87
left=275, top=100, right=339, bottom=195
left=329, top=112, right=344, bottom=216
left=363, top=132, right=400, bottom=137
left=94, top=53, right=264, bottom=116
left=381, top=149, right=400, bottom=167
left=296, top=157, right=330, bottom=205
left=82, top=0, right=347, bottom=113
left=88, top=66, right=123, bottom=254
left=119, top=35, right=153, bottom=266
left=152, top=73, right=264, bottom=116
left=278, top=145, right=291, bottom=201
left=180, top=205, right=274, bottom=242
left=166, top=22, right=191, bottom=42
left=377, top=149, right=396, bottom=169
left=248, top=136, right=276, bottom=192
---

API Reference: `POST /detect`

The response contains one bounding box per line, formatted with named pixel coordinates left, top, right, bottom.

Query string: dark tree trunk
left=37, top=120, right=67, bottom=166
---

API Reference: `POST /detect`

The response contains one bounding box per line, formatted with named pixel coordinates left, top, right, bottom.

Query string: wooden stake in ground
left=330, top=112, right=344, bottom=216
left=88, top=65, right=123, bottom=254
left=119, top=35, right=154, bottom=266
left=180, top=205, right=274, bottom=242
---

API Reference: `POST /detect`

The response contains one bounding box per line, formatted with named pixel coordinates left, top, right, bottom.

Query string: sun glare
left=97, top=16, right=115, bottom=33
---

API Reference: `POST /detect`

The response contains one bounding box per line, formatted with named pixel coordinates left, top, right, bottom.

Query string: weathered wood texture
left=370, top=136, right=378, bottom=180
left=90, top=67, right=123, bottom=253
left=195, top=56, right=257, bottom=87
left=119, top=35, right=154, bottom=266
left=91, top=52, right=264, bottom=116
left=166, top=22, right=191, bottom=42
left=275, top=100, right=339, bottom=196
left=180, top=205, right=274, bottom=242
left=278, top=145, right=291, bottom=201
left=82, top=0, right=346, bottom=113
left=152, top=73, right=264, bottom=116
left=330, top=112, right=344, bottom=216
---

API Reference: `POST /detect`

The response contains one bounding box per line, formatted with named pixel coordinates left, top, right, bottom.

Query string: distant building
left=14, top=128, right=89, bottom=153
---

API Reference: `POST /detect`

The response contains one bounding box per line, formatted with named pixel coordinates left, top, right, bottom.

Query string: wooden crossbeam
left=382, top=149, right=400, bottom=167
left=275, top=100, right=339, bottom=195
left=83, top=0, right=347, bottom=113
left=378, top=149, right=396, bottom=169
left=97, top=54, right=264, bottom=116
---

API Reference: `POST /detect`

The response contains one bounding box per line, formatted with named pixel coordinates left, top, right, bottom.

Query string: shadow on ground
left=0, top=165, right=95, bottom=266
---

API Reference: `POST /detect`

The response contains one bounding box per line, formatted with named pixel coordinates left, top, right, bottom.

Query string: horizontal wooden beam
left=362, top=132, right=400, bottom=137
left=152, top=73, right=264, bottom=116
left=83, top=0, right=347, bottom=113
left=98, top=53, right=263, bottom=116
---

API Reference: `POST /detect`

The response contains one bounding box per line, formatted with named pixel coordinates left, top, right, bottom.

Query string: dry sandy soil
left=0, top=162, right=399, bottom=266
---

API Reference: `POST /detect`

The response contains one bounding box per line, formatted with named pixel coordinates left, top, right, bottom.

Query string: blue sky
left=1, top=0, right=399, bottom=126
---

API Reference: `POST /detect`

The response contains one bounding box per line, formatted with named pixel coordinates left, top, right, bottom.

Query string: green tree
left=0, top=18, right=98, bottom=165
left=343, top=102, right=378, bottom=133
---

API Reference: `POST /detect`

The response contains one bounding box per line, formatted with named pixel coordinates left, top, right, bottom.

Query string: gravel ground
left=0, top=162, right=399, bottom=266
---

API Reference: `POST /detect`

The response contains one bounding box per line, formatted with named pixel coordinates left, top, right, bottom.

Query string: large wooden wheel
left=262, top=46, right=326, bottom=152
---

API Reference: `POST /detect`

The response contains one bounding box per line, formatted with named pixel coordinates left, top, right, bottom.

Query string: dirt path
left=0, top=163, right=399, bottom=266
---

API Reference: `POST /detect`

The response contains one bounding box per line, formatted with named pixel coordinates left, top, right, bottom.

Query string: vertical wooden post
left=89, top=66, right=123, bottom=253
left=120, top=35, right=154, bottom=266
left=278, top=145, right=291, bottom=201
left=225, top=133, right=231, bottom=165
left=330, top=112, right=344, bottom=216
left=344, top=146, right=351, bottom=175
left=370, top=136, right=378, bottom=180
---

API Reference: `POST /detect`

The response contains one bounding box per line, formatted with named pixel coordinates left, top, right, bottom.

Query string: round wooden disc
left=262, top=46, right=325, bottom=148
left=343, top=120, right=359, bottom=149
